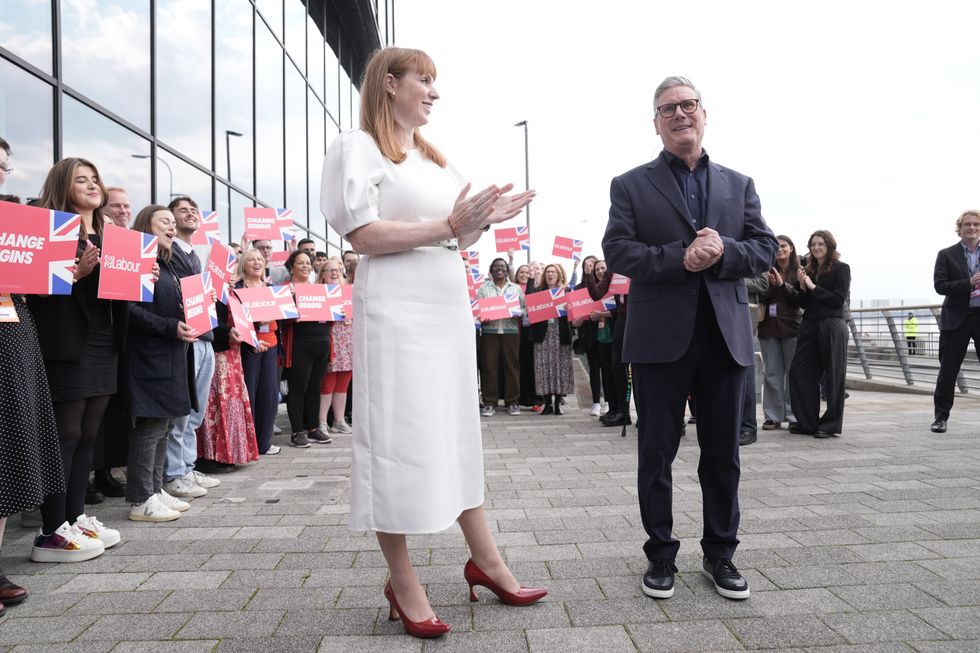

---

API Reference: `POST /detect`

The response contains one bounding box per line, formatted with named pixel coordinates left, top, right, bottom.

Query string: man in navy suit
left=931, top=210, right=980, bottom=433
left=603, top=77, right=776, bottom=601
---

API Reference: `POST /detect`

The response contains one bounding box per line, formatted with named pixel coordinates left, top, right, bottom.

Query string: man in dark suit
left=931, top=210, right=980, bottom=433
left=602, top=76, right=776, bottom=601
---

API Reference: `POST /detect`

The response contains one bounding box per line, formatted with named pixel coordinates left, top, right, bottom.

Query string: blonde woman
left=531, top=264, right=575, bottom=414
left=320, top=47, right=543, bottom=638
left=317, top=258, right=353, bottom=434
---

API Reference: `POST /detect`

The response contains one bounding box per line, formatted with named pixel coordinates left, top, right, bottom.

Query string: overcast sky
left=395, top=0, right=980, bottom=304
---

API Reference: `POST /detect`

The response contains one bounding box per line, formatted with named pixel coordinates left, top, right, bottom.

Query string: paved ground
left=1, top=382, right=979, bottom=652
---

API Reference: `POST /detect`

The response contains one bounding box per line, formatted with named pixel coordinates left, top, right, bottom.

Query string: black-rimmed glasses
left=655, top=98, right=701, bottom=119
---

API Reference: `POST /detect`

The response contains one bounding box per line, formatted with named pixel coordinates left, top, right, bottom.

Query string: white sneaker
left=273, top=424, right=282, bottom=434
left=74, top=513, right=121, bottom=548
left=31, top=521, right=105, bottom=562
left=157, top=489, right=190, bottom=512
left=591, top=403, right=601, bottom=417
left=329, top=421, right=352, bottom=434
left=163, top=475, right=207, bottom=498
left=601, top=402, right=608, bottom=415
left=262, top=444, right=281, bottom=455
left=129, top=494, right=180, bottom=522
left=188, top=470, right=220, bottom=489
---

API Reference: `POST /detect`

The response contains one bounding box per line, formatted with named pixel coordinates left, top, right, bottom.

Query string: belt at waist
left=418, top=238, right=458, bottom=250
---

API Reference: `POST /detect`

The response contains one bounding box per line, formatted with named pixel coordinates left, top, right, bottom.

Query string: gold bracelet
left=447, top=215, right=459, bottom=238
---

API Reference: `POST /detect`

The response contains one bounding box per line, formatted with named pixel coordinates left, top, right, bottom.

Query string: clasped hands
left=683, top=227, right=724, bottom=273
left=449, top=183, right=536, bottom=235
left=796, top=268, right=816, bottom=291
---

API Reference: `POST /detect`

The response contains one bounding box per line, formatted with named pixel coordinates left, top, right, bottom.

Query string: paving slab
left=0, top=390, right=977, bottom=652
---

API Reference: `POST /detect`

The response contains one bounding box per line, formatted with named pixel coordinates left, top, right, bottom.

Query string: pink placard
left=243, top=207, right=295, bottom=241
left=460, top=249, right=480, bottom=268
left=0, top=200, right=81, bottom=295
left=495, top=226, right=530, bottom=252
left=191, top=210, right=221, bottom=246
left=227, top=294, right=259, bottom=348
left=203, top=240, right=237, bottom=304
left=180, top=274, right=217, bottom=335
left=525, top=287, right=567, bottom=324
left=477, top=290, right=521, bottom=321
left=564, top=287, right=604, bottom=322
left=97, top=224, right=158, bottom=302
left=234, top=284, right=299, bottom=321
left=608, top=273, right=630, bottom=295
left=552, top=235, right=583, bottom=261
left=294, top=283, right=330, bottom=322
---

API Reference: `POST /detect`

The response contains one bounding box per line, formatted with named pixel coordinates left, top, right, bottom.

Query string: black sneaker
left=701, top=557, right=750, bottom=600
left=290, top=432, right=311, bottom=448
left=739, top=431, right=757, bottom=446
left=761, top=419, right=780, bottom=430
left=307, top=429, right=333, bottom=444
left=641, top=559, right=677, bottom=599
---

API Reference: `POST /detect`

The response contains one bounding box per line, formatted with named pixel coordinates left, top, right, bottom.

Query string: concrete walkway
left=1, top=388, right=978, bottom=652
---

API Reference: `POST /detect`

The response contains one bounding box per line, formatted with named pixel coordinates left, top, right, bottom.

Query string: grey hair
left=653, top=76, right=702, bottom=110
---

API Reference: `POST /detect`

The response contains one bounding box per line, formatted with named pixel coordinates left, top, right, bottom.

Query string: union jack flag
left=276, top=208, right=295, bottom=241
left=468, top=268, right=485, bottom=287
left=600, top=295, right=617, bottom=311
left=325, top=283, right=348, bottom=321
left=503, top=289, right=523, bottom=318
left=270, top=284, right=299, bottom=319
left=139, top=232, right=159, bottom=302
left=203, top=242, right=237, bottom=304
left=515, top=226, right=530, bottom=250
left=191, top=210, right=221, bottom=246
left=49, top=210, right=83, bottom=294
left=470, top=298, right=481, bottom=329
left=551, top=287, right=568, bottom=317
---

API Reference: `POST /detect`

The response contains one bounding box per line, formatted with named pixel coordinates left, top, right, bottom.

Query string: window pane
left=0, top=61, right=54, bottom=202
left=284, top=0, right=305, bottom=74
left=324, top=42, right=339, bottom=123
left=324, top=123, right=342, bottom=250
left=156, top=150, right=212, bottom=212
left=156, top=0, right=212, bottom=167
left=285, top=62, right=306, bottom=229
left=255, top=0, right=282, bottom=40
left=220, top=186, right=253, bottom=245
left=307, top=90, right=324, bottom=239
left=339, top=64, right=351, bottom=129
left=61, top=0, right=150, bottom=131
left=306, top=4, right=324, bottom=101
left=255, top=24, right=283, bottom=207
left=0, top=1, right=53, bottom=73
left=216, top=0, right=254, bottom=196
left=62, top=96, right=151, bottom=209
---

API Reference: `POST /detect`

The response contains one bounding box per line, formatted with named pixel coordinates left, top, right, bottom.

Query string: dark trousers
left=93, top=395, right=130, bottom=470
left=740, top=360, right=757, bottom=435
left=480, top=332, right=520, bottom=405
left=611, top=315, right=629, bottom=413
left=126, top=417, right=170, bottom=504
left=242, top=346, right=279, bottom=454
left=934, top=312, right=980, bottom=420
left=518, top=326, right=540, bottom=406
left=286, top=338, right=330, bottom=433
left=632, top=296, right=745, bottom=562
left=906, top=336, right=917, bottom=356
left=597, top=340, right=619, bottom=412
left=788, top=317, right=848, bottom=433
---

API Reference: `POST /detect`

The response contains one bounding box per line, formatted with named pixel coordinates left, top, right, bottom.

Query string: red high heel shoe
left=383, top=581, right=450, bottom=639
left=464, top=559, right=548, bottom=606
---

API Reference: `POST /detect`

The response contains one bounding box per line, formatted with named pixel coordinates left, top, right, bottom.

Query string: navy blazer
left=602, top=153, right=777, bottom=366
left=124, top=256, right=194, bottom=418
left=935, top=242, right=975, bottom=332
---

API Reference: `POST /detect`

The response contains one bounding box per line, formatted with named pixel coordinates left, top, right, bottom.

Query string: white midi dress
left=320, top=129, right=484, bottom=533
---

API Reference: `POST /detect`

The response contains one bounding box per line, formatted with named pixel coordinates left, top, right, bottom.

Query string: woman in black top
left=27, top=158, right=126, bottom=554
left=788, top=230, right=851, bottom=437
left=280, top=250, right=332, bottom=448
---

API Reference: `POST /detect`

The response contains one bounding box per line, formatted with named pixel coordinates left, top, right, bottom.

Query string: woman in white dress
left=320, top=47, right=545, bottom=638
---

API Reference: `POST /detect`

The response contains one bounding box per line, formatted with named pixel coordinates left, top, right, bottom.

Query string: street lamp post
left=225, top=130, right=243, bottom=226
left=513, top=120, right=530, bottom=263
left=131, top=153, right=173, bottom=200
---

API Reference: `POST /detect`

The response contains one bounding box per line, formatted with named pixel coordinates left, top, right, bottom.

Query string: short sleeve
left=320, top=130, right=387, bottom=239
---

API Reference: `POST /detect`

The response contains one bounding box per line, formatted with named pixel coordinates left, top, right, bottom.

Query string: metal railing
left=847, top=304, right=980, bottom=393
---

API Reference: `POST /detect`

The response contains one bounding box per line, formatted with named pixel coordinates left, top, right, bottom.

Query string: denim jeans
left=127, top=417, right=171, bottom=504
left=164, top=340, right=214, bottom=481
left=759, top=336, right=797, bottom=423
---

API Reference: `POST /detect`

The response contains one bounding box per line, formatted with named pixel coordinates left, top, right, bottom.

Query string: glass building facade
left=0, top=0, right=393, bottom=253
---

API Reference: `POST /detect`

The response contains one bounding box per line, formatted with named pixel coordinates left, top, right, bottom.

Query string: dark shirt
left=799, top=262, right=851, bottom=321
left=663, top=149, right=709, bottom=229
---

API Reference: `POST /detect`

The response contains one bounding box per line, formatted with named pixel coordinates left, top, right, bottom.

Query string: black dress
left=0, top=295, right=66, bottom=517
left=43, top=235, right=118, bottom=401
